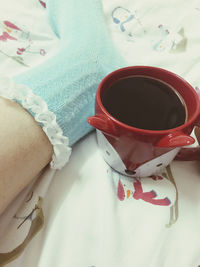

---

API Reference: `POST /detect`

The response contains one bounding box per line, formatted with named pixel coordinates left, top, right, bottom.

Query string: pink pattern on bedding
left=0, top=32, right=17, bottom=42
left=0, top=18, right=47, bottom=67
left=117, top=178, right=171, bottom=206
left=133, top=178, right=171, bottom=206
left=117, top=179, right=125, bottom=201
left=39, top=0, right=46, bottom=8
left=4, top=20, right=22, bottom=31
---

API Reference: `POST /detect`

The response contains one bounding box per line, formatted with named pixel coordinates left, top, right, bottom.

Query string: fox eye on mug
left=156, top=163, right=163, bottom=167
left=125, top=169, right=136, bottom=175
left=106, top=150, right=110, bottom=156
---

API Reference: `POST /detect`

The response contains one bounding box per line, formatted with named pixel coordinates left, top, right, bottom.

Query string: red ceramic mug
left=88, top=66, right=200, bottom=177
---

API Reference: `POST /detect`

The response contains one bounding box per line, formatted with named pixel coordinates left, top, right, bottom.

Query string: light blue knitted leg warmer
left=14, top=0, right=127, bottom=146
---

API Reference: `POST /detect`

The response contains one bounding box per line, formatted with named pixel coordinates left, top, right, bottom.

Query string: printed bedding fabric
left=0, top=0, right=200, bottom=266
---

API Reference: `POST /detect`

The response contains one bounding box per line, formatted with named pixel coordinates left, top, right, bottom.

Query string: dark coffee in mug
left=102, top=76, right=187, bottom=130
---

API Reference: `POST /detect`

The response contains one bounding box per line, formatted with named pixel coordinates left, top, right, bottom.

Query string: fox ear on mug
left=87, top=114, right=119, bottom=138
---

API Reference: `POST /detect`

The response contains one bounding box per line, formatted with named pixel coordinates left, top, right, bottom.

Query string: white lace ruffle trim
left=0, top=75, right=71, bottom=170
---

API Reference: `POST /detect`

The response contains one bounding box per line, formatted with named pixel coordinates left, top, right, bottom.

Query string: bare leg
left=0, top=97, right=53, bottom=215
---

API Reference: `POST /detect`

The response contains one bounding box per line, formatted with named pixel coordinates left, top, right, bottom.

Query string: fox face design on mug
left=97, top=131, right=179, bottom=177
left=88, top=66, right=200, bottom=178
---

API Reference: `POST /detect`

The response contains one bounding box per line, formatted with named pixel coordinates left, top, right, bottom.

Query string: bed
left=0, top=0, right=200, bottom=266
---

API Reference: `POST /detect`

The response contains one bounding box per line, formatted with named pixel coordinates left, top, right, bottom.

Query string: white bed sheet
left=1, top=0, right=200, bottom=266
left=7, top=132, right=200, bottom=267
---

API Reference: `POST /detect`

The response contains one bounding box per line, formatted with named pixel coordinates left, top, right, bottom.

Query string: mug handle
left=175, top=126, right=200, bottom=161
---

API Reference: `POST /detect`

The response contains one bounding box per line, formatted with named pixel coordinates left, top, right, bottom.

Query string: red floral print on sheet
left=133, top=178, right=171, bottom=206
left=117, top=179, right=125, bottom=201
left=4, top=20, right=22, bottom=31
left=17, top=48, right=26, bottom=55
left=17, top=45, right=46, bottom=56
left=0, top=19, right=47, bottom=66
left=151, top=175, right=163, bottom=181
left=39, top=0, right=46, bottom=8
left=0, top=21, right=22, bottom=42
left=117, top=177, right=171, bottom=206
left=0, top=32, right=17, bottom=42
